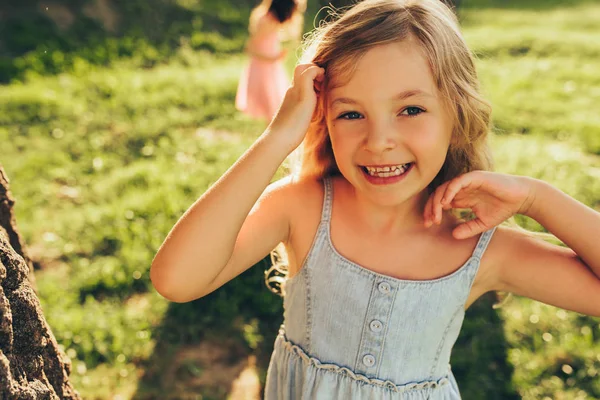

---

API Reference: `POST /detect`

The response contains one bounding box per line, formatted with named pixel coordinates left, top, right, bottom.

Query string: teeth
left=364, top=164, right=410, bottom=177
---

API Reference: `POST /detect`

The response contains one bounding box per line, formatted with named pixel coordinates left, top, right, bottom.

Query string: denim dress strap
left=471, top=226, right=497, bottom=260
left=464, top=226, right=497, bottom=291
left=321, top=177, right=334, bottom=223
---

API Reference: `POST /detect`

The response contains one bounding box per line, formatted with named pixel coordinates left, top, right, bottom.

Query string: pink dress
left=236, top=13, right=290, bottom=121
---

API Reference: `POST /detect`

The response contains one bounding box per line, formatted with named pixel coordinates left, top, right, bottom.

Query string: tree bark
left=0, top=169, right=36, bottom=293
left=0, top=164, right=80, bottom=399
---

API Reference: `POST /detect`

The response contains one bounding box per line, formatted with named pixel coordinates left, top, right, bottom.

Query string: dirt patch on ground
left=138, top=337, right=261, bottom=399
left=229, top=356, right=261, bottom=400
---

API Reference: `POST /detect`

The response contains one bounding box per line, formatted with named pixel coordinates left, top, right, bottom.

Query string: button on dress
left=264, top=177, right=497, bottom=399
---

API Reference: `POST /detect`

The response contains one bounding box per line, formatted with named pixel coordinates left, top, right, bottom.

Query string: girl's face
left=326, top=39, right=453, bottom=207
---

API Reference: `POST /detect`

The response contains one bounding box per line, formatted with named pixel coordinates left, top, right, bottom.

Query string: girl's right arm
left=150, top=64, right=324, bottom=303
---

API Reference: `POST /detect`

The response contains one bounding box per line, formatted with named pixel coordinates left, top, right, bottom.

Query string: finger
left=432, top=182, right=451, bottom=225
left=441, top=175, right=471, bottom=206
left=441, top=201, right=454, bottom=210
left=302, top=66, right=325, bottom=82
left=313, top=73, right=325, bottom=94
left=425, top=182, right=446, bottom=225
left=452, top=218, right=487, bottom=240
left=424, top=188, right=439, bottom=227
left=423, top=194, right=434, bottom=227
left=292, top=64, right=316, bottom=87
left=300, top=65, right=324, bottom=80
left=425, top=183, right=445, bottom=227
left=446, top=196, right=472, bottom=210
left=300, top=66, right=325, bottom=94
left=314, top=68, right=326, bottom=82
left=293, top=63, right=314, bottom=78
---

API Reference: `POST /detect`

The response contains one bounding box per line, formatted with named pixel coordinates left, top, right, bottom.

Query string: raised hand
left=423, top=171, right=535, bottom=239
left=267, top=63, right=325, bottom=152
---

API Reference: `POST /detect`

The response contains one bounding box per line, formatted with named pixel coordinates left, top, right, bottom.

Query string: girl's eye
left=338, top=111, right=362, bottom=120
left=400, top=107, right=424, bottom=116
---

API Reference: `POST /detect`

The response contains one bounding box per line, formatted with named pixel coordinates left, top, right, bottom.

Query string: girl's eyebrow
left=330, top=89, right=434, bottom=107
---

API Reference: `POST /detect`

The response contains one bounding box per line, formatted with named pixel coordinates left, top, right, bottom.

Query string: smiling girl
left=151, top=0, right=600, bottom=398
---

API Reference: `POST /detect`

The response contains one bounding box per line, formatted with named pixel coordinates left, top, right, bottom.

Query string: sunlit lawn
left=1, top=0, right=599, bottom=398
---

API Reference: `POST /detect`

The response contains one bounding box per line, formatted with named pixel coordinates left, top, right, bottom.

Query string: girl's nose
left=364, top=121, right=397, bottom=153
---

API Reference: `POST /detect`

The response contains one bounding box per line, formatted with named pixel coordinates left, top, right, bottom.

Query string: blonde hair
left=293, top=0, right=493, bottom=193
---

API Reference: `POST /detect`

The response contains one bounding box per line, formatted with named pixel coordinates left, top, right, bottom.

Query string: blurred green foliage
left=1, top=0, right=600, bottom=398
left=0, top=0, right=253, bottom=82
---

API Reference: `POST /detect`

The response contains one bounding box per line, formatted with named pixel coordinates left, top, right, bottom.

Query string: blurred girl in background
left=235, top=0, right=306, bottom=121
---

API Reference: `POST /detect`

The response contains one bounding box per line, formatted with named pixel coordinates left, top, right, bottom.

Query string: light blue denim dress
left=264, top=177, right=497, bottom=399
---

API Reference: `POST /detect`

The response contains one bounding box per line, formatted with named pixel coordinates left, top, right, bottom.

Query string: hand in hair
left=423, top=171, right=534, bottom=239
left=267, top=63, right=325, bottom=152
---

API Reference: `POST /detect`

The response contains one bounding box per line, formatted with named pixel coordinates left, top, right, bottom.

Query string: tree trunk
left=0, top=165, right=80, bottom=399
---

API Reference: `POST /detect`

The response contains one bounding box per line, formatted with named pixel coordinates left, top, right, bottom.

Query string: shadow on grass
left=452, top=293, right=520, bottom=399
left=0, top=0, right=257, bottom=83
left=132, top=258, right=282, bottom=400
left=133, top=263, right=518, bottom=399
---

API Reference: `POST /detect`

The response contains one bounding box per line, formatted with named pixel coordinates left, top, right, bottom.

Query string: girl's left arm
left=425, top=172, right=600, bottom=317
left=525, top=178, right=600, bottom=278
left=500, top=178, right=600, bottom=317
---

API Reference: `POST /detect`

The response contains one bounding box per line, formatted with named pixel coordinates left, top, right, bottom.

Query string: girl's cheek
left=332, top=121, right=364, bottom=139
left=405, top=119, right=442, bottom=144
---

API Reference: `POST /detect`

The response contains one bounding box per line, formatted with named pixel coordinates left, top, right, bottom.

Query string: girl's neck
left=335, top=178, right=433, bottom=237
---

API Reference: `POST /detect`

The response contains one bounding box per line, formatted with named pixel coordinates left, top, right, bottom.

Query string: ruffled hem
left=275, top=332, right=450, bottom=394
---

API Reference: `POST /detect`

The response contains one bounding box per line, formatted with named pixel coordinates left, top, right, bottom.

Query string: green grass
left=462, top=3, right=600, bottom=398
left=1, top=0, right=600, bottom=398
left=490, top=135, right=600, bottom=400
left=463, top=3, right=600, bottom=154
left=1, top=50, right=268, bottom=398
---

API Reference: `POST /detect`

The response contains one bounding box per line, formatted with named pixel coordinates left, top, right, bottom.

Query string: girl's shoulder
left=471, top=224, right=554, bottom=294
left=481, top=224, right=541, bottom=266
left=265, top=175, right=325, bottom=227
left=268, top=175, right=323, bottom=207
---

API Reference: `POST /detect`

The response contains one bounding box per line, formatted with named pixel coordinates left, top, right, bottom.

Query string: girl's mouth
left=360, top=163, right=414, bottom=185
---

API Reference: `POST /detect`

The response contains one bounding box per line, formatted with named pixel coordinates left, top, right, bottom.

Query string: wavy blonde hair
left=292, top=0, right=493, bottom=193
